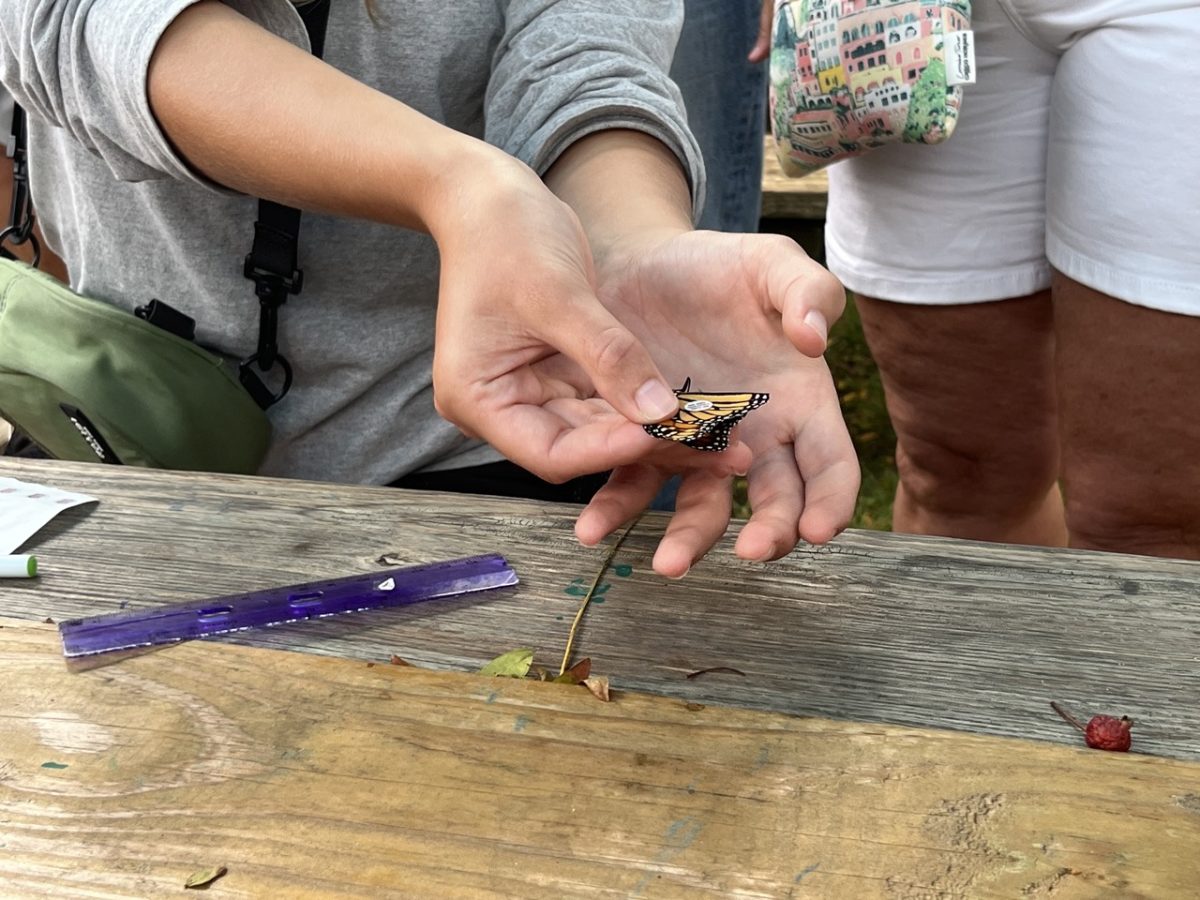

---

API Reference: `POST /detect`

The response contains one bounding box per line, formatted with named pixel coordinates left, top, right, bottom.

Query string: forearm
left=543, top=130, right=695, bottom=263
left=148, top=2, right=512, bottom=234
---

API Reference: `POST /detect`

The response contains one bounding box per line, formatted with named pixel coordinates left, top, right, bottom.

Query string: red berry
left=1084, top=715, right=1133, bottom=752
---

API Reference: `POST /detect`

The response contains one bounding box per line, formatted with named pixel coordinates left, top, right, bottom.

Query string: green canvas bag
left=0, top=259, right=271, bottom=472
left=0, top=0, right=330, bottom=473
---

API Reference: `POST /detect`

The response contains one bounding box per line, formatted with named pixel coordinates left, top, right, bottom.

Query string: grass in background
left=826, top=295, right=897, bottom=530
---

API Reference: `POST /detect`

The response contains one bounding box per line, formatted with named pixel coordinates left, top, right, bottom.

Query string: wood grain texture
left=761, top=136, right=829, bottom=220
left=3, top=618, right=1199, bottom=899
left=3, top=459, right=1200, bottom=761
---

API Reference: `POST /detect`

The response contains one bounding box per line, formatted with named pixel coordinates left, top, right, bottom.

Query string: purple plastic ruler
left=59, top=553, right=518, bottom=658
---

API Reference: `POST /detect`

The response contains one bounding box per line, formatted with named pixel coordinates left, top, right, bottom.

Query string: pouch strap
left=0, top=103, right=40, bottom=266
left=239, top=0, right=331, bottom=408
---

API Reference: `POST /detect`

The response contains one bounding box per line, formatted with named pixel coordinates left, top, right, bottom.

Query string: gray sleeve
left=486, top=0, right=706, bottom=223
left=0, top=0, right=309, bottom=184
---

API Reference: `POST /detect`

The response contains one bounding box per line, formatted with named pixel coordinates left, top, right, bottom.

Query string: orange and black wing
left=643, top=378, right=770, bottom=452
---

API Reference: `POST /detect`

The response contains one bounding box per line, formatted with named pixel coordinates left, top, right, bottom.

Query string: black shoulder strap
left=1, top=103, right=39, bottom=265
left=240, top=0, right=332, bottom=408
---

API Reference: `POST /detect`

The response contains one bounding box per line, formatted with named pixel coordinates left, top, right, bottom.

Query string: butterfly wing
left=642, top=381, right=769, bottom=451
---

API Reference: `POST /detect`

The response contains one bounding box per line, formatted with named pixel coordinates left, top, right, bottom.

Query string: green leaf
left=184, top=865, right=227, bottom=889
left=478, top=649, right=534, bottom=678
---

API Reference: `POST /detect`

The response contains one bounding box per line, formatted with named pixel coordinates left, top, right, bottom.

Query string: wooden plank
left=761, top=135, right=829, bottom=220
left=2, top=618, right=1198, bottom=899
left=4, top=458, right=1200, bottom=761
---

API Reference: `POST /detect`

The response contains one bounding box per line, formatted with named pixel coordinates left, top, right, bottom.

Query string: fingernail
left=636, top=379, right=679, bottom=422
left=669, top=565, right=691, bottom=581
left=803, top=309, right=828, bottom=344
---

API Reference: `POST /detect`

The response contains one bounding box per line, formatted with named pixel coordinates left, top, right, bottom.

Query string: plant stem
left=558, top=515, right=641, bottom=677
left=1050, top=701, right=1086, bottom=733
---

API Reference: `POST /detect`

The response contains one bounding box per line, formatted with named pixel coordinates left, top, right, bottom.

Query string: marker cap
left=0, top=554, right=37, bottom=578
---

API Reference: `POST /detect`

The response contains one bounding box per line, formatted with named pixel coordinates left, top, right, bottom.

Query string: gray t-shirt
left=0, top=1, right=703, bottom=484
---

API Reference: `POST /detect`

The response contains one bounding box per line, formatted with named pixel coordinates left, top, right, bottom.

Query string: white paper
left=0, top=477, right=98, bottom=554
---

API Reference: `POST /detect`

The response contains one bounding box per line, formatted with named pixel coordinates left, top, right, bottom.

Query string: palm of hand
left=598, top=232, right=822, bottom=425
left=582, top=231, right=860, bottom=573
left=430, top=189, right=750, bottom=487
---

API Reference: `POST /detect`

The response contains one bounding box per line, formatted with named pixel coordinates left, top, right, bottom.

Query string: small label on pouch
left=946, top=31, right=976, bottom=86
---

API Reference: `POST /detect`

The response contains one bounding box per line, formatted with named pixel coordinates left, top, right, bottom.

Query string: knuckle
left=766, top=233, right=801, bottom=256
left=586, top=324, right=640, bottom=373
left=540, top=468, right=570, bottom=486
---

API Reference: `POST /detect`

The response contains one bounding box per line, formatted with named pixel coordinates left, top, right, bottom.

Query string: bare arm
left=146, top=1, right=519, bottom=235
left=543, top=129, right=694, bottom=261
left=544, top=129, right=833, bottom=358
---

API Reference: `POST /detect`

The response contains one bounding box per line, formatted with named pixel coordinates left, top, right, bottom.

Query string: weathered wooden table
left=2, top=458, right=1199, bottom=897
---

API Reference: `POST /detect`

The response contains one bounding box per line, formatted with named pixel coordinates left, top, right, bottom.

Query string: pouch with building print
left=769, top=0, right=974, bottom=176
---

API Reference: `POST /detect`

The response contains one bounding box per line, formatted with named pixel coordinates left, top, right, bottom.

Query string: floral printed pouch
left=770, top=0, right=974, bottom=176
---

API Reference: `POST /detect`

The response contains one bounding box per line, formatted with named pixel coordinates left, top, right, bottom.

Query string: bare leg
left=1053, top=272, right=1200, bottom=558
left=856, top=293, right=1067, bottom=545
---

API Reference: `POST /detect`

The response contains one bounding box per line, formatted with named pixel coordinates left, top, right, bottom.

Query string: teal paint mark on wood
left=631, top=816, right=705, bottom=896
left=564, top=579, right=612, bottom=598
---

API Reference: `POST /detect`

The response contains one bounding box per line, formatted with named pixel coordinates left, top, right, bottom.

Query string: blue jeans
left=670, top=0, right=767, bottom=232
left=652, top=0, right=767, bottom=511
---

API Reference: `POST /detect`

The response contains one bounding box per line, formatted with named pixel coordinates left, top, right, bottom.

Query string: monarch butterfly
left=643, top=378, right=769, bottom=452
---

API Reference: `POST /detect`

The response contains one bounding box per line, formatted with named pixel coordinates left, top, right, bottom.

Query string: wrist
left=418, top=136, right=543, bottom=247
left=543, top=130, right=694, bottom=271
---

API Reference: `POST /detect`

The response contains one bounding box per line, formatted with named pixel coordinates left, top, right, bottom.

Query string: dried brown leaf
left=583, top=675, right=610, bottom=702
left=552, top=658, right=592, bottom=685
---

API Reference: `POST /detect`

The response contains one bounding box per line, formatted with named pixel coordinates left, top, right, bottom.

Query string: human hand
left=749, top=0, right=775, bottom=63
left=428, top=153, right=752, bottom=489
left=577, top=230, right=861, bottom=577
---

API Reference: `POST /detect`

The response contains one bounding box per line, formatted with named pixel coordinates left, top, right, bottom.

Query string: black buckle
left=134, top=299, right=197, bottom=342
left=0, top=225, right=39, bottom=266
left=239, top=353, right=293, bottom=409
left=242, top=254, right=303, bottom=375
left=243, top=256, right=304, bottom=298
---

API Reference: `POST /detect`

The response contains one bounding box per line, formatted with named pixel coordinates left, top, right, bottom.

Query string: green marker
left=0, top=554, right=37, bottom=578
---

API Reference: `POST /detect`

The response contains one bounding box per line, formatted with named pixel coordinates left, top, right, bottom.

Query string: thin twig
left=1050, top=701, right=1086, bottom=733
left=685, top=667, right=747, bottom=680
left=558, top=515, right=641, bottom=676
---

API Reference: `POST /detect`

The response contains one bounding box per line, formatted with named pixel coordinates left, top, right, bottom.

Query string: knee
left=896, top=430, right=1059, bottom=520
left=1063, top=466, right=1200, bottom=559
